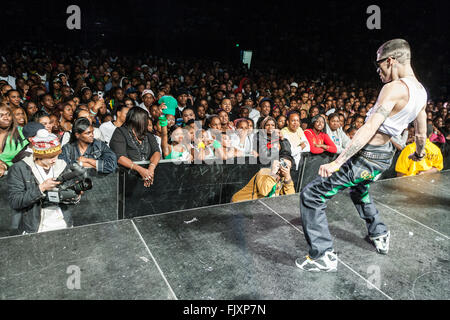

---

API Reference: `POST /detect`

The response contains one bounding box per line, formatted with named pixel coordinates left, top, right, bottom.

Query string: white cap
left=290, top=82, right=298, bottom=88
left=141, top=89, right=155, bottom=98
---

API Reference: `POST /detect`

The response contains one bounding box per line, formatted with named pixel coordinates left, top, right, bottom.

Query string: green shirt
left=0, top=127, right=28, bottom=167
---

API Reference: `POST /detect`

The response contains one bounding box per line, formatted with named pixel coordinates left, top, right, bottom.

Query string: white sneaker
left=295, top=250, right=338, bottom=272
left=370, top=231, right=390, bottom=254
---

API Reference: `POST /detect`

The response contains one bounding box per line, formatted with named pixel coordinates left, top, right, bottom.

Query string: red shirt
left=304, top=129, right=337, bottom=154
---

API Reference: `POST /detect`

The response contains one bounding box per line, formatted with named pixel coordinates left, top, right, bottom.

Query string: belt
left=357, top=150, right=394, bottom=160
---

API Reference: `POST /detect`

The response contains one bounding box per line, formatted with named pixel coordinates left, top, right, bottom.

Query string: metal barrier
left=0, top=170, right=118, bottom=237
left=0, top=150, right=420, bottom=237
left=118, top=157, right=302, bottom=219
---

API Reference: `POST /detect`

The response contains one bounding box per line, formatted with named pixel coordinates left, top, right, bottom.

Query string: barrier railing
left=0, top=150, right=408, bottom=237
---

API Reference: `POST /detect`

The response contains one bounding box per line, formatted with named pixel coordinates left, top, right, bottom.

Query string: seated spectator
left=160, top=124, right=192, bottom=161
left=253, top=116, right=282, bottom=162
left=59, top=118, right=117, bottom=174
left=395, top=124, right=444, bottom=177
left=193, top=129, right=215, bottom=161
left=281, top=111, right=310, bottom=168
left=231, top=154, right=295, bottom=202
left=32, top=111, right=53, bottom=133
left=5, top=89, right=22, bottom=109
left=247, top=117, right=255, bottom=133
left=194, top=102, right=207, bottom=128
left=232, top=118, right=253, bottom=154
left=61, top=107, right=105, bottom=145
left=353, top=115, right=365, bottom=129
left=309, top=106, right=320, bottom=118
left=304, top=115, right=337, bottom=154
left=218, top=109, right=235, bottom=132
left=57, top=102, right=74, bottom=132
left=12, top=122, right=45, bottom=163
left=99, top=104, right=131, bottom=145
left=181, top=107, right=196, bottom=127
left=24, top=101, right=39, bottom=120
left=325, top=113, right=350, bottom=154
left=300, top=118, right=309, bottom=131
left=0, top=105, right=28, bottom=173
left=429, top=117, right=446, bottom=150
left=239, top=106, right=250, bottom=119
left=277, top=115, right=287, bottom=130
left=220, top=98, right=237, bottom=122
left=12, top=106, right=27, bottom=127
left=299, top=109, right=308, bottom=120
left=271, top=106, right=281, bottom=119
left=346, top=126, right=357, bottom=139
left=110, top=107, right=161, bottom=188
left=205, top=114, right=222, bottom=140
left=215, top=132, right=244, bottom=160
left=7, top=129, right=80, bottom=234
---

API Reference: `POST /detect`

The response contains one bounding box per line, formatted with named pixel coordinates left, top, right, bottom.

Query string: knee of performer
left=300, top=187, right=320, bottom=203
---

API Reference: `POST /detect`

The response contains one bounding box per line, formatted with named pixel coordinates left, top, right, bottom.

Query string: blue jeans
left=299, top=142, right=394, bottom=259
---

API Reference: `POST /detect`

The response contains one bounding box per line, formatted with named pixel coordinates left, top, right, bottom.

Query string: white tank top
left=366, top=77, right=427, bottom=137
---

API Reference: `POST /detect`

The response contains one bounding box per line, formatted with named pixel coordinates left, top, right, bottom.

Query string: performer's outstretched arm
left=318, top=81, right=401, bottom=177
left=409, top=106, right=427, bottom=161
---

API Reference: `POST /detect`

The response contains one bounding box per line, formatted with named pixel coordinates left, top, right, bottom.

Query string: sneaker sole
left=295, top=260, right=337, bottom=272
left=370, top=231, right=390, bottom=255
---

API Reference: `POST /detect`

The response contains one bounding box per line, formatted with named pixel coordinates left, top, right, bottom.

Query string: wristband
left=90, top=109, right=97, bottom=116
left=158, top=115, right=167, bottom=127
left=414, top=151, right=425, bottom=159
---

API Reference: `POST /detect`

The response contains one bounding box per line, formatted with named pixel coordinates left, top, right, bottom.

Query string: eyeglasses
left=373, top=56, right=392, bottom=69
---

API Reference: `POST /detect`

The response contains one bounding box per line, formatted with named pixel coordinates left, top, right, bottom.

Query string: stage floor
left=1, top=171, right=449, bottom=300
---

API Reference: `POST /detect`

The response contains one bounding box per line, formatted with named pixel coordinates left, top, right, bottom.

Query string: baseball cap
left=22, top=122, right=45, bottom=139
left=126, top=87, right=137, bottom=94
left=142, top=89, right=155, bottom=98
left=290, top=82, right=298, bottom=88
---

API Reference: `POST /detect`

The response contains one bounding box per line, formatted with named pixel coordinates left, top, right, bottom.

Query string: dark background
left=1, top=0, right=448, bottom=98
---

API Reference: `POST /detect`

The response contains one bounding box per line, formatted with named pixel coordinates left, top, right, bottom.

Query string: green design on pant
left=320, top=170, right=381, bottom=202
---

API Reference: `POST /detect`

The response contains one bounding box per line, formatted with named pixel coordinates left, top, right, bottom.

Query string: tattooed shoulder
left=374, top=104, right=393, bottom=119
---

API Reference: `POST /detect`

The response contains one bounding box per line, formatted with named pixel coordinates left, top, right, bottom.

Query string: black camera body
left=46, top=163, right=93, bottom=204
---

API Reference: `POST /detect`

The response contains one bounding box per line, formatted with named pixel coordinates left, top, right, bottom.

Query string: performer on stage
left=296, top=39, right=428, bottom=272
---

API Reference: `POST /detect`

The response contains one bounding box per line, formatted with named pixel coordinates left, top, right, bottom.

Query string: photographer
left=231, top=153, right=295, bottom=203
left=7, top=129, right=80, bottom=235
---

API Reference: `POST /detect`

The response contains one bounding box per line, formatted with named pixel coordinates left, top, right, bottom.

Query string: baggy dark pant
left=300, top=142, right=394, bottom=259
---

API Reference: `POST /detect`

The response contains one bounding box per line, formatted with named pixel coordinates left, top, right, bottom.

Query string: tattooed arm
left=318, top=82, right=401, bottom=177
left=409, top=105, right=427, bottom=161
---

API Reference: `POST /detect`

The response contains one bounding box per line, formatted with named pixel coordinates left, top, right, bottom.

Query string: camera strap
left=34, top=163, right=55, bottom=184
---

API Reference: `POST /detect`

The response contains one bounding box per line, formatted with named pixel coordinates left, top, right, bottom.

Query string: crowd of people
left=0, top=45, right=448, bottom=188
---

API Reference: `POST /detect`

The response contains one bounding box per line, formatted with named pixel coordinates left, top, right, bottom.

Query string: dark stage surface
left=1, top=171, right=448, bottom=300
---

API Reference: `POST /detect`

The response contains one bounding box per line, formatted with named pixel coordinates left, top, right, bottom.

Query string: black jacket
left=7, top=157, right=73, bottom=235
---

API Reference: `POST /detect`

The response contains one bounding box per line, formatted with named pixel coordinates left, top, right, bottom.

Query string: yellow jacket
left=231, top=168, right=295, bottom=203
left=395, top=139, right=443, bottom=176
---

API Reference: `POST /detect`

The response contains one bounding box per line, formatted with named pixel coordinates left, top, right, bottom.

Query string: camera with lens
left=45, top=162, right=93, bottom=204
left=279, top=158, right=288, bottom=169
